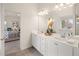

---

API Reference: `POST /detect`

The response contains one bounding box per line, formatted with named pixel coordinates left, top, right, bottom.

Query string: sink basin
left=55, top=36, right=78, bottom=45
left=66, top=39, right=75, bottom=44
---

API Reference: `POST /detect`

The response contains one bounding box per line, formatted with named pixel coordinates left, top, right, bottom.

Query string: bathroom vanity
left=32, top=31, right=79, bottom=56
left=31, top=4, right=79, bottom=56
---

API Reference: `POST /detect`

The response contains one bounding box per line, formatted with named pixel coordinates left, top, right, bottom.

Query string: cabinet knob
left=0, top=39, right=4, bottom=41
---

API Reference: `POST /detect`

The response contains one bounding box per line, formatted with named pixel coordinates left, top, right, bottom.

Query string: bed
left=5, top=31, right=20, bottom=42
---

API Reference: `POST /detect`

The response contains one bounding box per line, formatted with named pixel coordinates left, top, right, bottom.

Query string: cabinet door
left=74, top=47, right=79, bottom=56
left=40, top=37, right=46, bottom=55
left=32, top=34, right=41, bottom=52
left=58, top=42, right=73, bottom=56
left=36, top=35, right=41, bottom=52
left=47, top=38, right=58, bottom=56
left=0, top=39, right=5, bottom=56
left=32, top=34, right=36, bottom=47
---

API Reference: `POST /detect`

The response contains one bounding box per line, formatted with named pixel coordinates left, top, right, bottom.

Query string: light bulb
left=4, top=21, right=7, bottom=25
left=63, top=6, right=67, bottom=8
left=68, top=3, right=74, bottom=7
left=38, top=9, right=48, bottom=16
left=55, top=5, right=59, bottom=9
left=69, top=4, right=73, bottom=7
left=38, top=11, right=43, bottom=16
left=60, top=3, right=64, bottom=6
left=43, top=10, right=48, bottom=15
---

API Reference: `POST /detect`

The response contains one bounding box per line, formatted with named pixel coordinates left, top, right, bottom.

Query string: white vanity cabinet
left=32, top=33, right=79, bottom=56
left=47, top=38, right=73, bottom=56
left=32, top=33, right=46, bottom=55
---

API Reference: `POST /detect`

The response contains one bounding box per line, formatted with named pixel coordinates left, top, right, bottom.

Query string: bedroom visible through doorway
left=4, top=11, right=20, bottom=56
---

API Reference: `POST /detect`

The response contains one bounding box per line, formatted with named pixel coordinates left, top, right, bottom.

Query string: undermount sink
left=66, top=39, right=75, bottom=44
left=55, top=36, right=77, bottom=44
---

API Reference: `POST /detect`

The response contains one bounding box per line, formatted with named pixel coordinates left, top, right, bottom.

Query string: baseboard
left=20, top=45, right=32, bottom=50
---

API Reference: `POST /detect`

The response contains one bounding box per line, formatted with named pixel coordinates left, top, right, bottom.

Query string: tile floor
left=5, top=40, right=42, bottom=56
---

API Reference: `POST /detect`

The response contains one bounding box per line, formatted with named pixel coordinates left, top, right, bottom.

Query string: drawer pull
left=1, top=39, right=4, bottom=40
left=54, top=43, right=58, bottom=45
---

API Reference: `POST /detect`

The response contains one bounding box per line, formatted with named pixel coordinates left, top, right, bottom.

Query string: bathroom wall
left=0, top=4, right=5, bottom=56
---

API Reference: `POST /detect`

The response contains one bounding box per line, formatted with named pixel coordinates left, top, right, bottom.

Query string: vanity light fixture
left=69, top=4, right=73, bottom=7
left=63, top=6, right=67, bottom=8
left=66, top=3, right=70, bottom=4
left=38, top=9, right=48, bottom=16
left=4, top=21, right=7, bottom=25
left=55, top=5, right=59, bottom=9
left=38, top=3, right=74, bottom=15
left=43, top=10, right=48, bottom=15
left=54, top=3, right=74, bottom=11
left=60, top=3, right=64, bottom=7
left=38, top=11, right=43, bottom=16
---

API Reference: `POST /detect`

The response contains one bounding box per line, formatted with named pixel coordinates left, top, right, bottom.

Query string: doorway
left=4, top=11, right=20, bottom=56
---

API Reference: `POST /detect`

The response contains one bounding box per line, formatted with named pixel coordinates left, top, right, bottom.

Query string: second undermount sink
left=57, top=37, right=79, bottom=47
left=55, top=35, right=78, bottom=45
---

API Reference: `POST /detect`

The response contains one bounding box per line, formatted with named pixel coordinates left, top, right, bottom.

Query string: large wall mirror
left=61, top=16, right=74, bottom=29
left=75, top=4, right=79, bottom=35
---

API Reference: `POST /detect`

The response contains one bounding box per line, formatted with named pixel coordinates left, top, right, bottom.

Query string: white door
left=47, top=38, right=58, bottom=56
left=0, top=4, right=5, bottom=56
left=58, top=42, right=73, bottom=56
